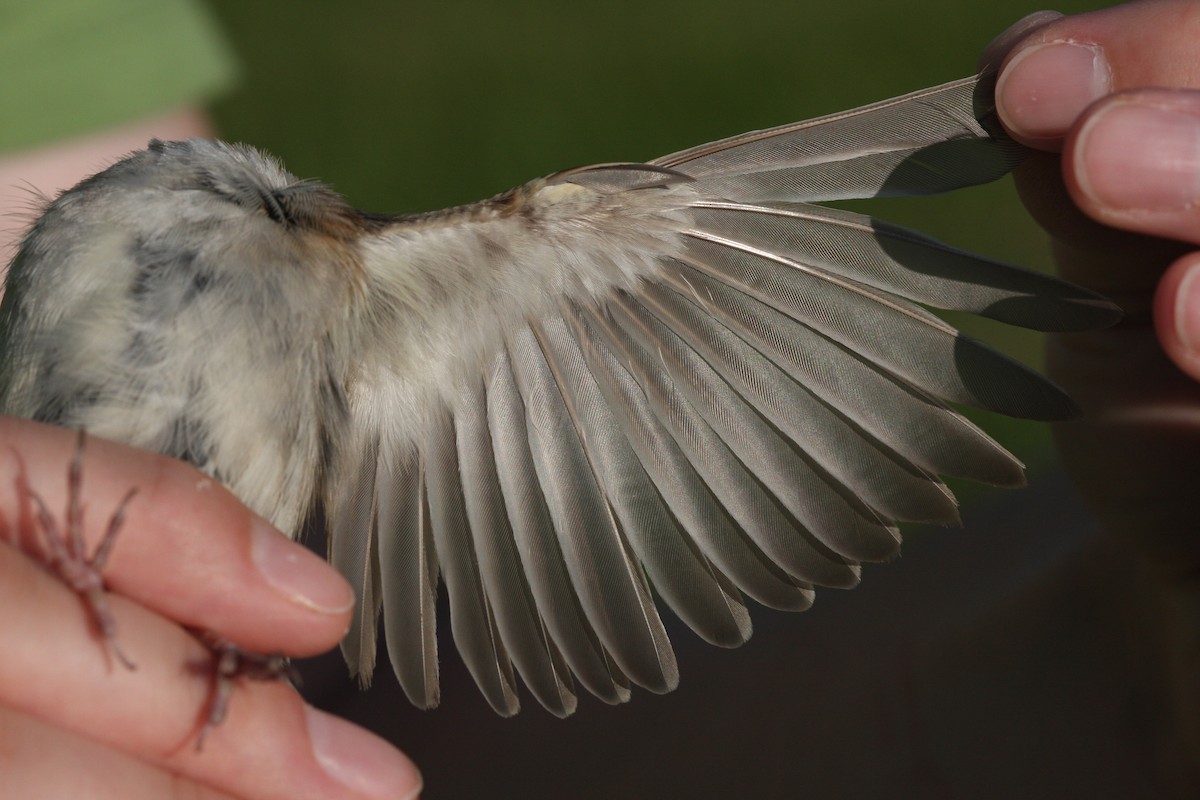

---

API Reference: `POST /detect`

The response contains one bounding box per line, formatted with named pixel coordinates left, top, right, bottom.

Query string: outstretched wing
left=327, top=75, right=1119, bottom=716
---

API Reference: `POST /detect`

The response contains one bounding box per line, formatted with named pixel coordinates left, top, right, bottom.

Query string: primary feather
left=334, top=74, right=1117, bottom=713
left=0, top=73, right=1120, bottom=716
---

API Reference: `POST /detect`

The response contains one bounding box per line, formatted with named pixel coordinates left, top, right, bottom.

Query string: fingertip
left=978, top=10, right=1064, bottom=74
left=121, top=469, right=352, bottom=654
left=1076, top=95, right=1200, bottom=203
left=1066, top=90, right=1200, bottom=244
left=1155, top=253, right=1200, bottom=383
left=250, top=517, right=355, bottom=617
left=305, top=705, right=423, bottom=800
left=996, top=39, right=1111, bottom=149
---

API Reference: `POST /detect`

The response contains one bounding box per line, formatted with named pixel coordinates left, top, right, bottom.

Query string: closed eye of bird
left=0, top=72, right=1120, bottom=720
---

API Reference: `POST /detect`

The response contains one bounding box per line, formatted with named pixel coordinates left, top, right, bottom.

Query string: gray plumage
left=0, top=74, right=1119, bottom=716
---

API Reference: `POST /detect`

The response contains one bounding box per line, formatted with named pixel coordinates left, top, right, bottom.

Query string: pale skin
left=2, top=1, right=1200, bottom=795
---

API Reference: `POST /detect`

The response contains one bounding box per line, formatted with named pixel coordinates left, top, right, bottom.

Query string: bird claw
left=27, top=429, right=138, bottom=672
left=195, top=634, right=299, bottom=751
left=28, top=431, right=296, bottom=752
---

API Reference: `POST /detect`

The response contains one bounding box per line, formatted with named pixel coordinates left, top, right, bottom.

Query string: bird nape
left=0, top=71, right=1120, bottom=722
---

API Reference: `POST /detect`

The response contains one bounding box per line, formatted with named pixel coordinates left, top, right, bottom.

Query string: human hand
left=0, top=417, right=421, bottom=800
left=985, top=1, right=1200, bottom=774
left=985, top=1, right=1200, bottom=562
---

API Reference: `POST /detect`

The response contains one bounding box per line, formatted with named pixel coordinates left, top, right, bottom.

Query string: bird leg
left=193, top=633, right=300, bottom=751
left=27, top=429, right=138, bottom=672
left=27, top=430, right=299, bottom=751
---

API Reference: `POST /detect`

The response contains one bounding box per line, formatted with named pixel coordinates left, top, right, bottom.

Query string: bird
left=0, top=72, right=1119, bottom=719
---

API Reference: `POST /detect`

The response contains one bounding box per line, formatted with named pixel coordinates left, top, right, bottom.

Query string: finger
left=977, top=10, right=1063, bottom=74
left=1155, top=251, right=1200, bottom=382
left=1016, top=154, right=1200, bottom=552
left=1065, top=89, right=1200, bottom=246
left=0, top=538, right=422, bottom=800
left=0, top=705, right=239, bottom=800
left=993, top=0, right=1200, bottom=149
left=0, top=417, right=352, bottom=656
left=1013, top=151, right=1191, bottom=314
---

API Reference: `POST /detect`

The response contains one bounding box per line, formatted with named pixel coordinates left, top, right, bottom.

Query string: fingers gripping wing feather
left=335, top=74, right=1121, bottom=713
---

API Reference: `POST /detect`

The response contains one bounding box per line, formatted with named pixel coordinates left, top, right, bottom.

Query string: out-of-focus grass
left=206, top=0, right=1109, bottom=502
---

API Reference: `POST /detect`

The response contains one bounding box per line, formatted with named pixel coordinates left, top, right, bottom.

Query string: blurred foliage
left=206, top=0, right=1112, bottom=499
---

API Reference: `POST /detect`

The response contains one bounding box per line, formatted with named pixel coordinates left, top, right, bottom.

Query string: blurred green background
left=204, top=0, right=1114, bottom=495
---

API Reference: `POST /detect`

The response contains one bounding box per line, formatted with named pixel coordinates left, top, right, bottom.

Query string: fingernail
left=1176, top=262, right=1200, bottom=356
left=250, top=518, right=354, bottom=614
left=1074, top=102, right=1200, bottom=211
left=306, top=705, right=423, bottom=800
left=978, top=10, right=1064, bottom=73
left=998, top=41, right=1111, bottom=140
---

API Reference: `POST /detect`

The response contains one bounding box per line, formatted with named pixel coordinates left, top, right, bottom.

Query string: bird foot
left=25, top=431, right=298, bottom=753
left=194, top=634, right=300, bottom=750
left=27, top=429, right=138, bottom=672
